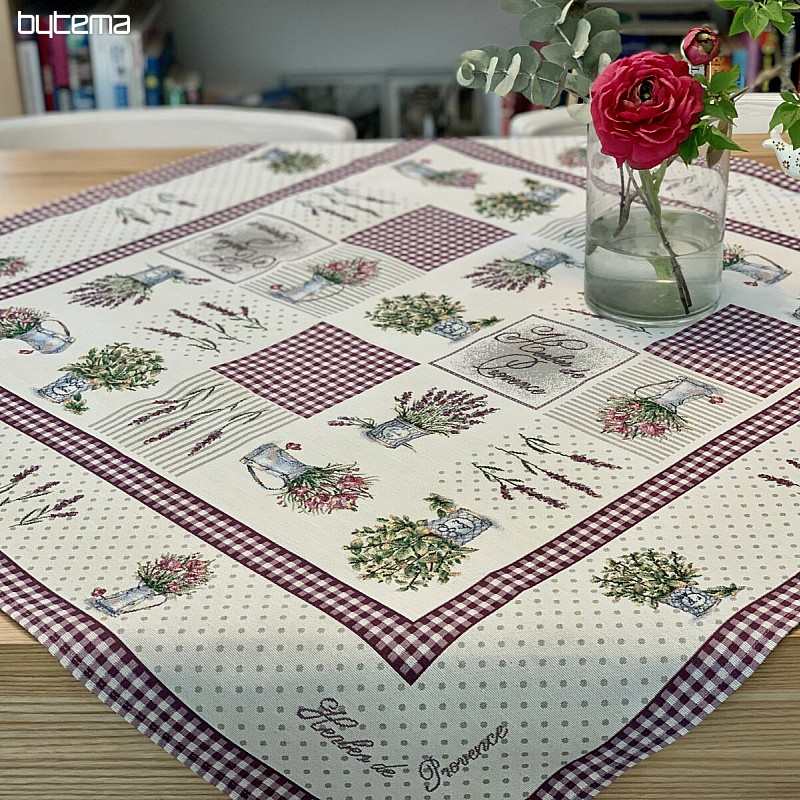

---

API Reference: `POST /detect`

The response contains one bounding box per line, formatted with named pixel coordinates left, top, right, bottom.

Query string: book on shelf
left=35, top=19, right=56, bottom=111
left=14, top=22, right=45, bottom=114
left=90, top=0, right=162, bottom=108
left=67, top=32, right=96, bottom=110
left=49, top=31, right=74, bottom=111
left=144, top=30, right=173, bottom=105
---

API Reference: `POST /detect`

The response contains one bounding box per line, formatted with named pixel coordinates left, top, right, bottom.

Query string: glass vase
left=584, top=123, right=729, bottom=327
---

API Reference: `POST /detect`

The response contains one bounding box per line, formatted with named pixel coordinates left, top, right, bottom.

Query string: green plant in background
left=0, top=306, right=43, bottom=339
left=365, top=293, right=500, bottom=335
left=344, top=494, right=477, bottom=592
left=62, top=343, right=166, bottom=391
left=592, top=548, right=744, bottom=608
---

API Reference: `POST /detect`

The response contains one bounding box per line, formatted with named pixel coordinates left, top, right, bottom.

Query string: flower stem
left=630, top=168, right=693, bottom=315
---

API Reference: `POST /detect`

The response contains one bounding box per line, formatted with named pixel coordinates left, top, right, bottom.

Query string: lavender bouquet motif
left=0, top=306, right=74, bottom=354
left=366, top=293, right=501, bottom=342
left=599, top=376, right=722, bottom=440
left=593, top=548, right=744, bottom=618
left=241, top=442, right=374, bottom=514
left=38, top=342, right=166, bottom=414
left=0, top=256, right=28, bottom=279
left=270, top=257, right=378, bottom=304
left=330, top=388, right=498, bottom=449
left=88, top=552, right=214, bottom=617
left=466, top=248, right=579, bottom=292
left=344, top=494, right=492, bottom=592
left=68, top=265, right=208, bottom=309
left=394, top=160, right=483, bottom=189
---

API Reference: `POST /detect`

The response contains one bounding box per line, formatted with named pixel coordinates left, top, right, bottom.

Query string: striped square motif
left=342, top=205, right=513, bottom=271
left=211, top=322, right=419, bottom=417
left=644, top=304, right=800, bottom=397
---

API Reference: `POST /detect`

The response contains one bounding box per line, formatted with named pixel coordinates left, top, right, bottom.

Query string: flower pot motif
left=131, top=265, right=185, bottom=286
left=427, top=508, right=492, bottom=546
left=520, top=248, right=573, bottom=271
left=241, top=442, right=312, bottom=487
left=427, top=317, right=473, bottom=340
left=661, top=586, right=720, bottom=617
left=394, top=161, right=441, bottom=180
left=38, top=371, right=95, bottom=403
left=253, top=147, right=291, bottom=164
left=88, top=583, right=167, bottom=616
left=366, top=418, right=430, bottom=448
left=640, top=377, right=717, bottom=413
left=270, top=273, right=343, bottom=304
left=722, top=255, right=789, bottom=284
left=14, top=319, right=74, bottom=354
left=526, top=186, right=567, bottom=205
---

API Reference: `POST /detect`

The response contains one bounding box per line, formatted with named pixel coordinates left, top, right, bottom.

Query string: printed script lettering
left=418, top=723, right=509, bottom=792
left=474, top=326, right=590, bottom=394
left=296, top=698, right=407, bottom=777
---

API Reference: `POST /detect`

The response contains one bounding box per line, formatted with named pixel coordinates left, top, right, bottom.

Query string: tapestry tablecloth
left=1, top=137, right=799, bottom=800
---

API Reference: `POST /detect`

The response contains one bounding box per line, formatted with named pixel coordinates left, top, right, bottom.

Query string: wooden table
left=0, top=137, right=797, bottom=800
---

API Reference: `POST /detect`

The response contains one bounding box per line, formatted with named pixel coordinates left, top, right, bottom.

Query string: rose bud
left=681, top=27, right=721, bottom=66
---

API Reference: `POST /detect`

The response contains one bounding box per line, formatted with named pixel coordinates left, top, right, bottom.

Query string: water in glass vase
left=585, top=207, right=722, bottom=327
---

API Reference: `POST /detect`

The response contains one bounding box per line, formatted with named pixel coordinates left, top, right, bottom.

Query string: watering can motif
left=427, top=317, right=473, bottom=341
left=394, top=161, right=441, bottom=180
left=131, top=265, right=184, bottom=286
left=88, top=583, right=167, bottom=616
left=367, top=418, right=429, bottom=448
left=241, top=443, right=312, bottom=488
left=270, top=273, right=343, bottom=304
left=15, top=319, right=74, bottom=354
left=427, top=508, right=492, bottom=546
left=527, top=185, right=568, bottom=205
left=519, top=248, right=575, bottom=271
left=638, top=377, right=717, bottom=413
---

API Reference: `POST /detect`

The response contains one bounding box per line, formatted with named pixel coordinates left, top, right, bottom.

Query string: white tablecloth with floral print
left=0, top=136, right=799, bottom=800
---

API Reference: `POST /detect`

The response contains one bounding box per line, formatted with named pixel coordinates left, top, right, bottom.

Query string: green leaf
left=501, top=0, right=534, bottom=13
left=771, top=11, right=794, bottom=34
left=519, top=4, right=561, bottom=42
left=714, top=0, right=749, bottom=7
left=564, top=72, right=591, bottom=99
left=530, top=60, right=567, bottom=106
left=709, top=69, right=737, bottom=94
left=788, top=120, right=800, bottom=148
left=678, top=134, right=700, bottom=165
left=780, top=91, right=800, bottom=103
left=743, top=6, right=771, bottom=38
left=582, top=29, right=621, bottom=78
left=583, top=6, right=620, bottom=34
left=706, top=126, right=745, bottom=151
left=728, top=7, right=747, bottom=35
left=540, top=41, right=574, bottom=67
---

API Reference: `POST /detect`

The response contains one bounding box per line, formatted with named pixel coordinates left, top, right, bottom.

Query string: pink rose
left=590, top=52, right=704, bottom=170
left=681, top=28, right=721, bottom=66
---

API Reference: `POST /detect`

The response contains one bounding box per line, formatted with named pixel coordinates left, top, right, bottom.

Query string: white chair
left=509, top=93, right=784, bottom=137
left=0, top=106, right=357, bottom=149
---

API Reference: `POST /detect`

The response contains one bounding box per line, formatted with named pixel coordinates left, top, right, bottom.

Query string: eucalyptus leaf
left=533, top=60, right=568, bottom=106
left=582, top=29, right=622, bottom=78
left=583, top=6, right=621, bottom=34
left=501, top=0, right=535, bottom=13
left=520, top=4, right=561, bottom=42
left=564, top=72, right=592, bottom=99
left=572, top=17, right=591, bottom=57
left=493, top=53, right=523, bottom=95
left=541, top=41, right=575, bottom=67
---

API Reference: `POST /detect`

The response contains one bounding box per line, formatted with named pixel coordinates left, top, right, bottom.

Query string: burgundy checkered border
left=726, top=218, right=800, bottom=252
left=0, top=140, right=427, bottom=302
left=532, top=571, right=800, bottom=799
left=645, top=304, right=800, bottom=397
left=0, top=552, right=316, bottom=800
left=442, top=138, right=587, bottom=188
left=0, top=145, right=259, bottom=237
left=730, top=155, right=800, bottom=191
left=212, top=322, right=419, bottom=417
left=2, top=384, right=799, bottom=684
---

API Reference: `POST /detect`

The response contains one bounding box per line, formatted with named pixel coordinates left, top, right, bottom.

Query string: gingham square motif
left=644, top=305, right=800, bottom=397
left=211, top=322, right=419, bottom=417
left=342, top=205, right=513, bottom=271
